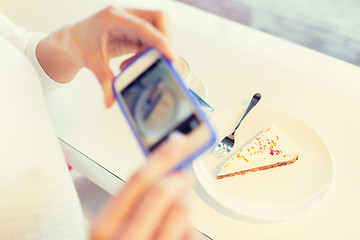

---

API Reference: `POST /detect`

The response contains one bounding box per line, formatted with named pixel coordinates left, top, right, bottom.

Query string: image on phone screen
left=120, top=59, right=200, bottom=151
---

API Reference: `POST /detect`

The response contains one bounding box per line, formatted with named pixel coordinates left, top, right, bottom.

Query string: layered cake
left=216, top=126, right=299, bottom=179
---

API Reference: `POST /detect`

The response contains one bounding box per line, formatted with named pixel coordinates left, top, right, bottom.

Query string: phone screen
left=120, top=59, right=200, bottom=151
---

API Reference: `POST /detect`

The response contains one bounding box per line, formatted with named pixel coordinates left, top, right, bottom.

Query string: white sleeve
left=0, top=12, right=63, bottom=91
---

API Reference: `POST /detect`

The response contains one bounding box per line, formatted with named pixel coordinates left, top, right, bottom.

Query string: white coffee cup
left=174, top=56, right=192, bottom=86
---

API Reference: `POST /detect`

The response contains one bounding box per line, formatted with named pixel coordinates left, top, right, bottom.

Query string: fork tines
left=213, top=135, right=234, bottom=157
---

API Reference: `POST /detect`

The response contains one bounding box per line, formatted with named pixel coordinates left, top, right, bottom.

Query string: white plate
left=192, top=106, right=334, bottom=221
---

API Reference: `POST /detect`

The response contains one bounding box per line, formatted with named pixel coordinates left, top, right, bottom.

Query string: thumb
left=92, top=64, right=115, bottom=108
left=146, top=132, right=188, bottom=174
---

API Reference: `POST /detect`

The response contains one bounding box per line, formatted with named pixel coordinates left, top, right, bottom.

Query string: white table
left=3, top=0, right=360, bottom=239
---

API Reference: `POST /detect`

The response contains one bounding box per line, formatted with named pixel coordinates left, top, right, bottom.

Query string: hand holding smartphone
left=113, top=48, right=216, bottom=170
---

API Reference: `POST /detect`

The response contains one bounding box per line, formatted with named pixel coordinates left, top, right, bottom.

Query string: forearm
left=36, top=26, right=82, bottom=83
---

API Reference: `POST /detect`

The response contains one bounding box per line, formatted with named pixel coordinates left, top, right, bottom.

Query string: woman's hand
left=37, top=7, right=175, bottom=107
left=91, top=135, right=199, bottom=240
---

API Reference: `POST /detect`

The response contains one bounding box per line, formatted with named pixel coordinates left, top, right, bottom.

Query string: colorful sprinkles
left=222, top=127, right=284, bottom=169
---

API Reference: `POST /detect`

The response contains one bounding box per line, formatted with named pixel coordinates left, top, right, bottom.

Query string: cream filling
left=218, top=126, right=299, bottom=176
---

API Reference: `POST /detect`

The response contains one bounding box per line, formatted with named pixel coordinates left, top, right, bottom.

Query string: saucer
left=188, top=73, right=208, bottom=100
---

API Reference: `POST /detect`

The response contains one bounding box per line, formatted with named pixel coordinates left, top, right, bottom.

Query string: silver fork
left=213, top=93, right=261, bottom=157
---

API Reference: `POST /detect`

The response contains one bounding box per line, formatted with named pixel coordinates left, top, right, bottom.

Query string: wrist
left=37, top=25, right=83, bottom=83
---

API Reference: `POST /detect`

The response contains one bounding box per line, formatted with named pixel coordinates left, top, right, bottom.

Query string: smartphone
left=112, top=48, right=216, bottom=170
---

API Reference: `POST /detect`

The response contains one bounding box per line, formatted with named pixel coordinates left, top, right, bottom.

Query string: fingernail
left=168, top=131, right=186, bottom=142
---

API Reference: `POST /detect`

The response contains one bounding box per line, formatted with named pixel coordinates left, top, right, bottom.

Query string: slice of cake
left=216, top=125, right=299, bottom=179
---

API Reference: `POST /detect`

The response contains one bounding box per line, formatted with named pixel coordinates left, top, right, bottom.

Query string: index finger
left=123, top=11, right=176, bottom=60
left=106, top=7, right=176, bottom=60
left=124, top=9, right=171, bottom=38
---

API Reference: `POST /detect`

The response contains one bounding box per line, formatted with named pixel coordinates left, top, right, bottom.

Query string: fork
left=213, top=93, right=261, bottom=157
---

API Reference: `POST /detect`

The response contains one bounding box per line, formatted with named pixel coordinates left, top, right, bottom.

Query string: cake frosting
left=217, top=125, right=299, bottom=179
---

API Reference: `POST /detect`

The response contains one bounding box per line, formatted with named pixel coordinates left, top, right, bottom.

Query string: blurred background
left=176, top=0, right=360, bottom=66
left=1, top=0, right=359, bottom=66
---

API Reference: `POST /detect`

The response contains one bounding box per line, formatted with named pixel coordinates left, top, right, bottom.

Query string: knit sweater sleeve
left=0, top=12, right=63, bottom=91
left=0, top=12, right=88, bottom=239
